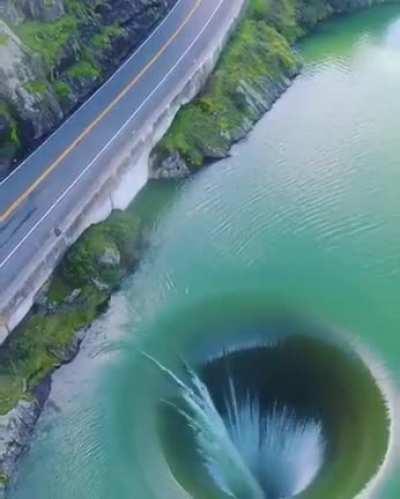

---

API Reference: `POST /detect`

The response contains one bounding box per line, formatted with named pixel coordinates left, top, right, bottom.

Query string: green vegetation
left=53, top=80, right=72, bottom=102
left=154, top=0, right=302, bottom=170
left=0, top=33, right=9, bottom=46
left=0, top=101, right=21, bottom=164
left=65, top=0, right=95, bottom=22
left=0, top=472, right=9, bottom=486
left=10, top=124, right=20, bottom=147
left=91, top=24, right=124, bottom=50
left=17, top=16, right=78, bottom=70
left=24, top=80, right=48, bottom=95
left=0, top=209, right=142, bottom=415
left=53, top=210, right=141, bottom=295
left=67, top=59, right=101, bottom=81
left=0, top=301, right=101, bottom=414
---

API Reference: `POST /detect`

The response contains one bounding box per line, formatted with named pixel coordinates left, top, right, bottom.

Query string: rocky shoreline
left=0, top=327, right=86, bottom=498
left=0, top=0, right=398, bottom=495
left=0, top=380, right=50, bottom=498
left=150, top=72, right=299, bottom=179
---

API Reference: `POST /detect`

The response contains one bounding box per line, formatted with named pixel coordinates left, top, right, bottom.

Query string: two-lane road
left=0, top=0, right=242, bottom=304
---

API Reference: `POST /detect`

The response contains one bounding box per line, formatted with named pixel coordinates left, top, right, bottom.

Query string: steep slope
left=0, top=0, right=176, bottom=176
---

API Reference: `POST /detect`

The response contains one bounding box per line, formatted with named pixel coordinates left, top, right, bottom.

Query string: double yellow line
left=0, top=0, right=203, bottom=223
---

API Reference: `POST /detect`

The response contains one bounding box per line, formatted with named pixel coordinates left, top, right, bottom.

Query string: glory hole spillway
left=8, top=5, right=400, bottom=499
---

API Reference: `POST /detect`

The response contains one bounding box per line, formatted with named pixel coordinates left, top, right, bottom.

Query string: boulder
left=150, top=151, right=191, bottom=179
left=98, top=245, right=121, bottom=267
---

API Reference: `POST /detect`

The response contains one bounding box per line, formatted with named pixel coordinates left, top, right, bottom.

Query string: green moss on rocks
left=17, top=15, right=78, bottom=69
left=67, top=59, right=101, bottom=81
left=55, top=210, right=140, bottom=294
left=53, top=80, right=72, bottom=103
left=64, top=0, right=95, bottom=22
left=0, top=102, right=19, bottom=144
left=0, top=33, right=9, bottom=46
left=91, top=24, right=124, bottom=50
left=0, top=472, right=9, bottom=486
left=0, top=102, right=21, bottom=169
left=24, top=80, right=49, bottom=95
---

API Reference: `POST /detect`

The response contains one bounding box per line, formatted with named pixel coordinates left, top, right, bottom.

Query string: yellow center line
left=0, top=0, right=203, bottom=223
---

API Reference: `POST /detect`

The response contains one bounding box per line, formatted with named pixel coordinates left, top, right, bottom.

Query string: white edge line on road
left=0, top=0, right=186, bottom=188
left=0, top=0, right=226, bottom=271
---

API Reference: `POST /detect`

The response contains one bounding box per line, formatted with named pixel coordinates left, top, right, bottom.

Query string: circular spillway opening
left=156, top=323, right=390, bottom=499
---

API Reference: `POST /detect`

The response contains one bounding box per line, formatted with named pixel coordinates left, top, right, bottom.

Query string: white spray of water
left=144, top=353, right=325, bottom=498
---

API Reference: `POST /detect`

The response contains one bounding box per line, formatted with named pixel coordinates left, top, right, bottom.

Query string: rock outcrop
left=0, top=0, right=65, bottom=25
left=150, top=151, right=191, bottom=179
left=0, top=0, right=177, bottom=178
left=0, top=19, right=62, bottom=174
left=0, top=378, right=51, bottom=498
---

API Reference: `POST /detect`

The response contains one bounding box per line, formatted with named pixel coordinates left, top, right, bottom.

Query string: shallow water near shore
left=9, top=5, right=400, bottom=498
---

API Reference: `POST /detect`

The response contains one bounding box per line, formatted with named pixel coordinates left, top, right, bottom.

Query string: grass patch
left=67, top=59, right=101, bottom=81
left=91, top=24, right=124, bottom=50
left=0, top=472, right=9, bottom=486
left=24, top=80, right=48, bottom=95
left=17, top=15, right=78, bottom=69
left=0, top=0, right=394, bottom=466
left=0, top=299, right=104, bottom=414
left=54, top=210, right=140, bottom=292
left=65, top=0, right=95, bottom=22
left=0, top=101, right=20, bottom=151
left=0, top=33, right=9, bottom=46
left=53, top=80, right=72, bottom=103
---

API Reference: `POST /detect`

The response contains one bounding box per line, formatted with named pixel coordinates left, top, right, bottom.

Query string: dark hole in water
left=158, top=333, right=389, bottom=499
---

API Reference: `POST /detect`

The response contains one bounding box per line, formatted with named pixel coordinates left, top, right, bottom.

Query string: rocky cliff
left=0, top=0, right=176, bottom=177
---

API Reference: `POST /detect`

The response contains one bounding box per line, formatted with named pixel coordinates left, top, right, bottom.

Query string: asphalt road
left=0, top=0, right=239, bottom=294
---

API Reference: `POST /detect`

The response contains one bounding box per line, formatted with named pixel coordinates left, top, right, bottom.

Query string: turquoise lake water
left=10, top=5, right=400, bottom=498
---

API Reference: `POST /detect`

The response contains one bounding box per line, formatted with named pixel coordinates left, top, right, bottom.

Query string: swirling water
left=9, top=5, right=400, bottom=499
left=146, top=353, right=325, bottom=499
